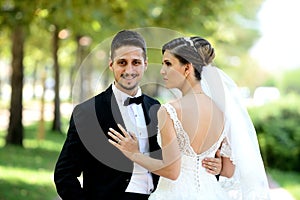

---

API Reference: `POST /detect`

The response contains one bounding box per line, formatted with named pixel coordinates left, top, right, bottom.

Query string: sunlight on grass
left=24, top=137, right=64, bottom=152
left=0, top=166, right=53, bottom=185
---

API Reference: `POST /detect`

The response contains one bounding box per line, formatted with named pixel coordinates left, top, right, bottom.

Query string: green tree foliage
left=249, top=96, right=300, bottom=172
left=0, top=0, right=265, bottom=145
left=279, top=68, right=300, bottom=94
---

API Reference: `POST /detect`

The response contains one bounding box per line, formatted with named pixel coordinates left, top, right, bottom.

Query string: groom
left=54, top=30, right=161, bottom=200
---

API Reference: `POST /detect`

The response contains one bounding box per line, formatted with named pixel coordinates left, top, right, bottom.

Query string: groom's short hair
left=110, top=30, right=147, bottom=60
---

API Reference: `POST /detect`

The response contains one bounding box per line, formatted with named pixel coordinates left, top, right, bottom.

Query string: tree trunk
left=31, top=61, right=38, bottom=99
left=0, top=77, right=2, bottom=98
left=69, top=35, right=83, bottom=101
left=6, top=25, right=24, bottom=146
left=72, top=35, right=92, bottom=103
left=51, top=25, right=62, bottom=133
left=38, top=67, right=46, bottom=141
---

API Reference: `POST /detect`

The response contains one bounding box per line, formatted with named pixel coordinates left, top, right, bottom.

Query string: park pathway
left=268, top=175, right=295, bottom=200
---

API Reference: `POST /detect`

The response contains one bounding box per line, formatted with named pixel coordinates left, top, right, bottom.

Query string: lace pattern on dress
left=161, top=103, right=225, bottom=158
left=162, top=104, right=196, bottom=157
left=220, top=137, right=232, bottom=158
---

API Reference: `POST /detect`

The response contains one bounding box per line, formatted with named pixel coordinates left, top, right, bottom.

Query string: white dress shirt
left=112, top=84, right=154, bottom=194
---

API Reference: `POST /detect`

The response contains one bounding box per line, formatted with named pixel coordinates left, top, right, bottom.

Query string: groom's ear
left=144, top=58, right=148, bottom=70
left=109, top=59, right=113, bottom=70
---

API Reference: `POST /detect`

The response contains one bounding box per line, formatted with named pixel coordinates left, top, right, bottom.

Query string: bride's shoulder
left=160, top=98, right=180, bottom=109
left=158, top=101, right=179, bottom=118
left=157, top=105, right=170, bottom=129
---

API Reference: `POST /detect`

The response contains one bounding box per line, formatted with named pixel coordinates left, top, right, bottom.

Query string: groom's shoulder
left=73, top=88, right=111, bottom=113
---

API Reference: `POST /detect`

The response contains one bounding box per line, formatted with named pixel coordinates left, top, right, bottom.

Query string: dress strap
left=161, top=103, right=182, bottom=135
left=162, top=103, right=178, bottom=121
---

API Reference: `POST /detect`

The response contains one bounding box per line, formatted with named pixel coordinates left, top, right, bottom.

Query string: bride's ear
left=184, top=63, right=192, bottom=77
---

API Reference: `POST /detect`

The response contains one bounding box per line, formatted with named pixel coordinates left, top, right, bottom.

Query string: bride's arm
left=220, top=156, right=235, bottom=178
left=108, top=107, right=181, bottom=180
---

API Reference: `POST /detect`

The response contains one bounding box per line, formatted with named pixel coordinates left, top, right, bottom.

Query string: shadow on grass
left=0, top=178, right=58, bottom=200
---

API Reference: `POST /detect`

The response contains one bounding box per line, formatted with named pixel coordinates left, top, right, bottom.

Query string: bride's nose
left=160, top=66, right=166, bottom=75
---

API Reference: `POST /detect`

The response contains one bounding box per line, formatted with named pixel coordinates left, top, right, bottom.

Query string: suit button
left=125, top=179, right=130, bottom=183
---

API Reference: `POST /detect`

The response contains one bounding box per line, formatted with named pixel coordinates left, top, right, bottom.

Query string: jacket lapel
left=95, top=85, right=125, bottom=135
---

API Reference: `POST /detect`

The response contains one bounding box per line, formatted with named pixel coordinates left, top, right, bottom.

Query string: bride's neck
left=181, top=82, right=203, bottom=96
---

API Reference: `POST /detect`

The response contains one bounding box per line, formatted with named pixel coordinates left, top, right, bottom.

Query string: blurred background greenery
left=0, top=0, right=300, bottom=199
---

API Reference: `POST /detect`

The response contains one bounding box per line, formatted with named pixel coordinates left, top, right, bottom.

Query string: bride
left=108, top=36, right=270, bottom=199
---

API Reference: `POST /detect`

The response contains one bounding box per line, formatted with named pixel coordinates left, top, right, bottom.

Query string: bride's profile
left=108, top=36, right=270, bottom=199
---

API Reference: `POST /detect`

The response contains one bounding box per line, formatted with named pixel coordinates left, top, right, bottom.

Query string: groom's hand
left=202, top=149, right=222, bottom=175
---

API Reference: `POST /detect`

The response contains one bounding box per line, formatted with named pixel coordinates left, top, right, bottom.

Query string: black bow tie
left=123, top=95, right=144, bottom=106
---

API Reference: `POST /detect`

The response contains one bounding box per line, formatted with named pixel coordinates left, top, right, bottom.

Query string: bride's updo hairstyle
left=162, top=36, right=215, bottom=80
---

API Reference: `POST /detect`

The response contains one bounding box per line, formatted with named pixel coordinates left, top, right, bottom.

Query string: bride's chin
left=164, top=84, right=172, bottom=89
left=165, top=84, right=176, bottom=89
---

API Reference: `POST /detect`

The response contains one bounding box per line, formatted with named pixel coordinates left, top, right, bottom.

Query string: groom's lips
left=121, top=74, right=138, bottom=80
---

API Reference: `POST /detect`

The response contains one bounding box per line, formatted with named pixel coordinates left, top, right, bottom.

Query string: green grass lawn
left=0, top=122, right=66, bottom=200
left=1, top=121, right=300, bottom=200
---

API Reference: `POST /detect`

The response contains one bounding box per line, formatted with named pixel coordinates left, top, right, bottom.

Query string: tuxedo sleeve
left=54, top=113, right=85, bottom=200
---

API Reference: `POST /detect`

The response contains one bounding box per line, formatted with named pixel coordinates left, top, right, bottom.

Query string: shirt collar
left=112, top=83, right=142, bottom=105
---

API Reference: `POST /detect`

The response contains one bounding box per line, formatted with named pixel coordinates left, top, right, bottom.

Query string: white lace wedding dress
left=149, top=103, right=231, bottom=200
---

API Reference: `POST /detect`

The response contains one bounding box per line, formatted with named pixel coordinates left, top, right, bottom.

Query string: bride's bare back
left=170, top=93, right=224, bottom=154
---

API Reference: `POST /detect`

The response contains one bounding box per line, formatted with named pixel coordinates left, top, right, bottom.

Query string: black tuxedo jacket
left=54, top=85, right=161, bottom=200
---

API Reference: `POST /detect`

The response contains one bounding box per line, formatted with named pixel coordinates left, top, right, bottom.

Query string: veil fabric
left=201, top=65, right=271, bottom=199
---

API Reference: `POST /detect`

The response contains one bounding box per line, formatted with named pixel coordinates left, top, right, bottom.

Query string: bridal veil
left=201, top=65, right=271, bottom=199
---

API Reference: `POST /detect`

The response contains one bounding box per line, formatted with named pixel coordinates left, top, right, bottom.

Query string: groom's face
left=109, top=45, right=148, bottom=96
